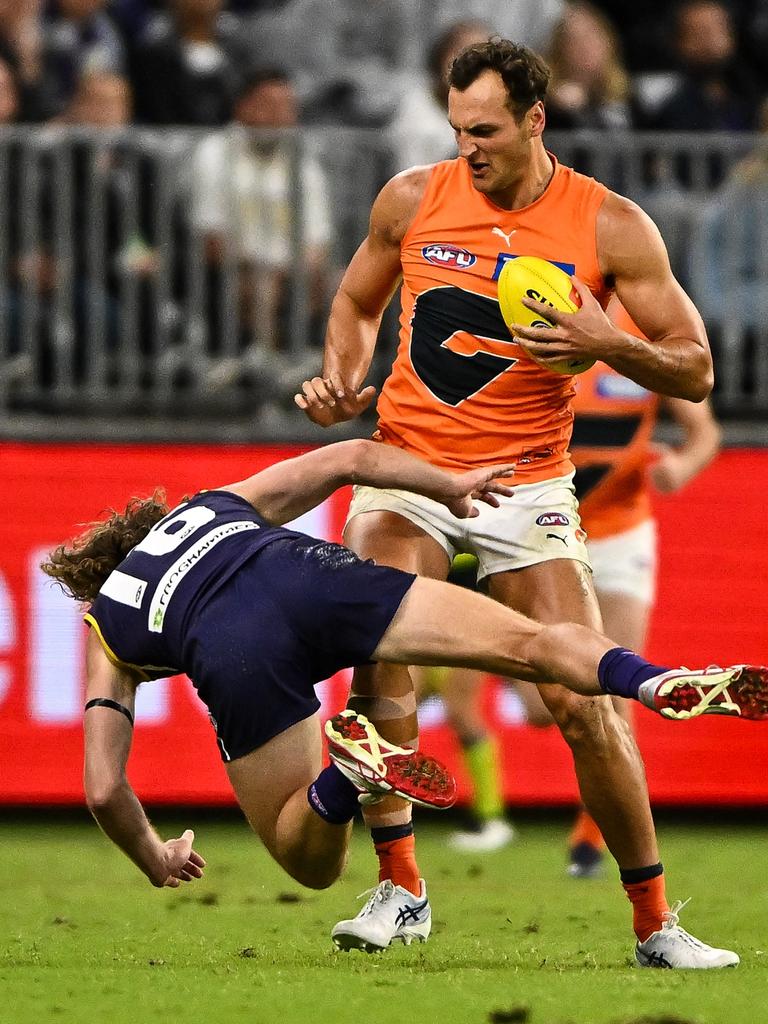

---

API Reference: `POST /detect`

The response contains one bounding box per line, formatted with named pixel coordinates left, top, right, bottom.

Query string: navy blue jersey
left=85, top=489, right=416, bottom=761
left=86, top=490, right=302, bottom=679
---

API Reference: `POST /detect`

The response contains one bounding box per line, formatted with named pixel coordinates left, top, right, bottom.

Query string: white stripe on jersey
left=148, top=520, right=260, bottom=633
left=100, top=569, right=147, bottom=608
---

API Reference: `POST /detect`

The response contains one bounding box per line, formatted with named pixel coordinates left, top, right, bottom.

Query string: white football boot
left=639, top=664, right=768, bottom=720
left=635, top=900, right=740, bottom=969
left=331, top=880, right=431, bottom=953
left=448, top=818, right=516, bottom=852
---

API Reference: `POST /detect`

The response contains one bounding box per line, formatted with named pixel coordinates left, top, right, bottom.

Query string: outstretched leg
left=373, top=576, right=767, bottom=719
left=372, top=575, right=615, bottom=690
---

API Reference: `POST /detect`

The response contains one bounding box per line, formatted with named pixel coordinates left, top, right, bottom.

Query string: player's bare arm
left=513, top=194, right=712, bottom=402
left=295, top=167, right=432, bottom=427
left=650, top=396, right=722, bottom=494
left=83, top=632, right=206, bottom=888
left=225, top=439, right=516, bottom=524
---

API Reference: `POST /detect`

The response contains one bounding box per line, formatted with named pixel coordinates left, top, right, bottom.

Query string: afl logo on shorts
left=422, top=243, right=477, bottom=269
left=536, top=513, right=570, bottom=527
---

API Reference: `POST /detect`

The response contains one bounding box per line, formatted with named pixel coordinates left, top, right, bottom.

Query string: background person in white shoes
left=44, top=436, right=763, bottom=950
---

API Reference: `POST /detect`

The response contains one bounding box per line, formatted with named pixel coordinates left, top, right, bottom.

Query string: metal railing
left=1, top=127, right=768, bottom=441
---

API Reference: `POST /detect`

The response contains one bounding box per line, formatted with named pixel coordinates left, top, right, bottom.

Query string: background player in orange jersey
left=297, top=38, right=727, bottom=966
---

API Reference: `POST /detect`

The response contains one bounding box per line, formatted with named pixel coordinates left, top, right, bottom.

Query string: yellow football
left=497, top=255, right=595, bottom=375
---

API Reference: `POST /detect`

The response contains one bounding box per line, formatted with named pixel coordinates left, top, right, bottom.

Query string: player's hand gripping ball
left=498, top=256, right=596, bottom=375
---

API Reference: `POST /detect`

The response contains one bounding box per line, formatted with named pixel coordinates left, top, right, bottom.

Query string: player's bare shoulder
left=370, top=165, right=435, bottom=247
left=596, top=190, right=668, bottom=282
left=598, top=190, right=656, bottom=234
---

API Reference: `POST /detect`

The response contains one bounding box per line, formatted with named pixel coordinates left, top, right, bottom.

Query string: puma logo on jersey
left=492, top=227, right=517, bottom=247
left=546, top=533, right=568, bottom=546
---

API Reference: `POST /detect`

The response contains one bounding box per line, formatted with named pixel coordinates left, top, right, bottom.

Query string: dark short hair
left=426, top=20, right=490, bottom=82
left=449, top=38, right=551, bottom=119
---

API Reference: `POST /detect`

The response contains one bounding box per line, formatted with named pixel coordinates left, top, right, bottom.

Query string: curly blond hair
left=41, top=490, right=170, bottom=604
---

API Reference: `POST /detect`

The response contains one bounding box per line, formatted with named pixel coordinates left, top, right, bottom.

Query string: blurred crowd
left=1, top=0, right=767, bottom=133
left=2, top=0, right=768, bottom=419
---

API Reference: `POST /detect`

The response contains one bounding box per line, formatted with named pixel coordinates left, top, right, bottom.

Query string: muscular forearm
left=244, top=439, right=512, bottom=525
left=322, top=290, right=383, bottom=390
left=88, top=780, right=168, bottom=885
left=595, top=193, right=716, bottom=401
left=603, top=330, right=713, bottom=402
left=350, top=440, right=461, bottom=501
left=243, top=440, right=468, bottom=525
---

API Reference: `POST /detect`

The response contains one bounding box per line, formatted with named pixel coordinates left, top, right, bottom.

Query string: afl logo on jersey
left=536, top=512, right=570, bottom=527
left=422, top=243, right=477, bottom=269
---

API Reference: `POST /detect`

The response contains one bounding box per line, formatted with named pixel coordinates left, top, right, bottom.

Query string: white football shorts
left=587, top=518, right=657, bottom=606
left=346, top=473, right=590, bottom=580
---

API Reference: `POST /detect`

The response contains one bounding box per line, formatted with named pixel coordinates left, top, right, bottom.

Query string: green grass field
left=1, top=812, right=764, bottom=1024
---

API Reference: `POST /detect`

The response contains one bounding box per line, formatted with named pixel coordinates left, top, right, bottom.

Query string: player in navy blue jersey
left=43, top=438, right=768, bottom=924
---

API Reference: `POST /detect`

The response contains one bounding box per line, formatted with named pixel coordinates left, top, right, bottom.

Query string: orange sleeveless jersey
left=375, top=156, right=610, bottom=484
left=571, top=304, right=659, bottom=539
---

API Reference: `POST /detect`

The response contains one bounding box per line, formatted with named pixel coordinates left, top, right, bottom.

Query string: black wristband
left=84, top=698, right=135, bottom=727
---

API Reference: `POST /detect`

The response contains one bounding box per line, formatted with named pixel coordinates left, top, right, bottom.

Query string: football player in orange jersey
left=297, top=38, right=730, bottom=967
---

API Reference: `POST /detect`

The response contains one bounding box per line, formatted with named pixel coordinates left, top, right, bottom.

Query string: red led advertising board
left=1, top=444, right=766, bottom=805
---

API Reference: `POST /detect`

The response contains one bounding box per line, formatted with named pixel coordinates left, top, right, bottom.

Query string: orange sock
left=374, top=834, right=420, bottom=896
left=623, top=873, right=669, bottom=941
left=569, top=808, right=606, bottom=851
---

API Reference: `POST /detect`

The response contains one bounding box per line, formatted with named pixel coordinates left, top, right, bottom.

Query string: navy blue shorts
left=184, top=535, right=416, bottom=762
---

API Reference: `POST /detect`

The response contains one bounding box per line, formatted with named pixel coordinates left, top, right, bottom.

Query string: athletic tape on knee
left=347, top=693, right=417, bottom=720
left=347, top=695, right=419, bottom=750
left=361, top=806, right=413, bottom=828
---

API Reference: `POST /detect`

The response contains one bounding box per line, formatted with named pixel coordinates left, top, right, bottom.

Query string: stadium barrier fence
left=1, top=127, right=768, bottom=440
